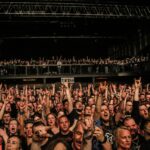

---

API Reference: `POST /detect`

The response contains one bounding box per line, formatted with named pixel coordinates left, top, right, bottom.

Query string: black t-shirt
left=10, top=103, right=18, bottom=118
left=67, top=109, right=79, bottom=126
left=41, top=137, right=53, bottom=150
left=140, top=139, right=150, bottom=150
left=52, top=131, right=73, bottom=148
left=20, top=135, right=34, bottom=150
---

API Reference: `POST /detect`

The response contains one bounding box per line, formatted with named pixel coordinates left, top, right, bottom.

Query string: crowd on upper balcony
left=0, top=55, right=149, bottom=66
left=0, top=55, right=149, bottom=76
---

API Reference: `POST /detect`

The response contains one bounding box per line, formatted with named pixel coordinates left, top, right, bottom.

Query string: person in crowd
left=31, top=121, right=52, bottom=150
left=45, top=139, right=70, bottom=150
left=140, top=119, right=150, bottom=150
left=23, top=120, right=34, bottom=150
left=114, top=126, right=132, bottom=150
left=0, top=76, right=150, bottom=150
left=123, top=117, right=142, bottom=150
left=56, top=58, right=62, bottom=74
left=52, top=115, right=73, bottom=148
left=46, top=113, right=59, bottom=135
left=6, top=135, right=22, bottom=150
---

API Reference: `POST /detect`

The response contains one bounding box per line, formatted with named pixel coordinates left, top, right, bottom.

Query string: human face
left=117, top=129, right=132, bottom=150
left=100, top=105, right=110, bottom=122
left=108, top=104, right=114, bottom=115
left=19, top=100, right=25, bottom=110
left=56, top=103, right=63, bottom=112
left=144, top=122, right=150, bottom=135
left=88, top=98, right=95, bottom=107
left=59, top=116, right=70, bottom=133
left=33, top=125, right=47, bottom=141
left=5, top=103, right=11, bottom=112
left=84, top=106, right=92, bottom=115
left=9, top=120, right=18, bottom=135
left=139, top=105, right=149, bottom=119
left=64, top=101, right=69, bottom=110
left=3, top=113, right=11, bottom=125
left=73, top=123, right=84, bottom=150
left=125, top=102, right=133, bottom=113
left=6, top=136, right=20, bottom=150
left=25, top=123, right=33, bottom=138
left=140, top=94, right=145, bottom=101
left=47, top=114, right=56, bottom=127
left=75, top=101, right=83, bottom=111
left=146, top=94, right=150, bottom=101
left=37, top=104, right=43, bottom=113
left=124, top=118, right=138, bottom=137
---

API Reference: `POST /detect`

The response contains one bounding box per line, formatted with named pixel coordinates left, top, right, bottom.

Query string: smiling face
left=73, top=123, right=84, bottom=150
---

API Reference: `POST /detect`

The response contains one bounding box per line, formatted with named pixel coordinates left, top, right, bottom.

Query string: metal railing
left=0, top=62, right=150, bottom=76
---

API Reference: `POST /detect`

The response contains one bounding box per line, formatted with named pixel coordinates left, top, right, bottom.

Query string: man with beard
left=67, top=100, right=83, bottom=126
left=123, top=117, right=142, bottom=150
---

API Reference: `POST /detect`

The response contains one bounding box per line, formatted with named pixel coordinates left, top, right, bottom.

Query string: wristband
left=100, top=136, right=107, bottom=144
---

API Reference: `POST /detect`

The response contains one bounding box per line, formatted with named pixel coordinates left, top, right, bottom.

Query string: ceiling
left=0, top=0, right=150, bottom=58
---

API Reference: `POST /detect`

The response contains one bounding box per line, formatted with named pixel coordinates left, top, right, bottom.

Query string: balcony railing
left=0, top=62, right=150, bottom=77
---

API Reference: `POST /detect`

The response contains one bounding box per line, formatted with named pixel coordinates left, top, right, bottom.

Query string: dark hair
left=45, top=138, right=70, bottom=150
left=46, top=113, right=57, bottom=126
left=24, top=119, right=34, bottom=126
left=123, top=116, right=135, bottom=125
left=9, top=118, right=19, bottom=126
left=62, top=99, right=68, bottom=105
left=32, top=121, right=45, bottom=129
left=143, top=119, right=150, bottom=130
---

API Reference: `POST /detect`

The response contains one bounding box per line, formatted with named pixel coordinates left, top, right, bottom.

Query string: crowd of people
left=0, top=56, right=149, bottom=75
left=0, top=56, right=149, bottom=66
left=0, top=77, right=150, bottom=150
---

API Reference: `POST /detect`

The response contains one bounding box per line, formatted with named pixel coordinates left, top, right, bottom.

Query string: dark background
left=0, top=0, right=150, bottom=59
